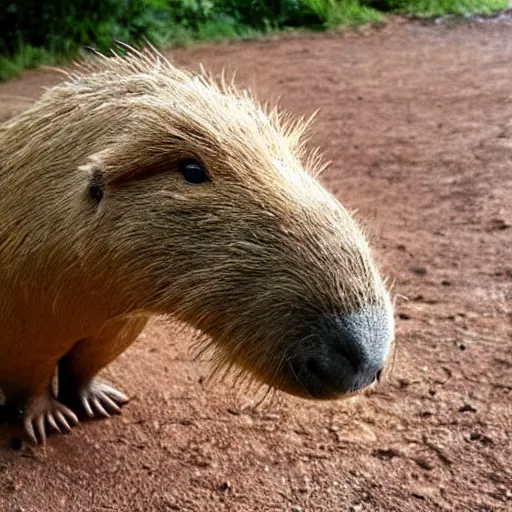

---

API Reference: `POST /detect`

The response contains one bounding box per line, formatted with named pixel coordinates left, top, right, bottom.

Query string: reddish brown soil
left=0, top=18, right=511, bottom=512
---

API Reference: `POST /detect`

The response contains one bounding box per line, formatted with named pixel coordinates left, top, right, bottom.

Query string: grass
left=0, top=43, right=58, bottom=82
left=0, top=0, right=509, bottom=82
left=0, top=21, right=260, bottom=82
left=388, top=0, right=509, bottom=17
left=305, top=0, right=385, bottom=26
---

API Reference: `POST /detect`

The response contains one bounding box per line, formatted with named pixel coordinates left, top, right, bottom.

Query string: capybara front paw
left=19, top=395, right=79, bottom=445
left=69, top=380, right=129, bottom=419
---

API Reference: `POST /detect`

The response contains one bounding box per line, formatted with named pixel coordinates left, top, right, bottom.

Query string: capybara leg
left=58, top=316, right=148, bottom=420
left=3, top=387, right=78, bottom=446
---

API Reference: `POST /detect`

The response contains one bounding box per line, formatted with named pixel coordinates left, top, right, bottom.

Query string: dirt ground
left=0, top=16, right=511, bottom=512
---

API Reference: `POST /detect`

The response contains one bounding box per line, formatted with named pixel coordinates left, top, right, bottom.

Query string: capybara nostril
left=286, top=306, right=392, bottom=399
left=304, top=357, right=318, bottom=377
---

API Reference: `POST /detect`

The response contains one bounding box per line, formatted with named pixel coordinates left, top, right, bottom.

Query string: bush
left=304, top=0, right=383, bottom=26
left=361, top=0, right=508, bottom=16
left=0, top=0, right=508, bottom=81
left=1, top=1, right=169, bottom=55
left=0, top=0, right=379, bottom=59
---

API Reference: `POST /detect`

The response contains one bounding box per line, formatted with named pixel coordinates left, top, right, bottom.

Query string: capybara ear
left=79, top=154, right=107, bottom=176
left=80, top=156, right=106, bottom=204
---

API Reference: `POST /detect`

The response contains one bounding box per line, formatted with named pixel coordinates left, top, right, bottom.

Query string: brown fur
left=0, top=46, right=393, bottom=444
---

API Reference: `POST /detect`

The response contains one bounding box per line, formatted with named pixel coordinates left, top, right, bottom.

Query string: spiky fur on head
left=0, top=45, right=392, bottom=397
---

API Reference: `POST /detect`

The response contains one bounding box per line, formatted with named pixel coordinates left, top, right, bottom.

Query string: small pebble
left=218, top=481, right=231, bottom=492
left=459, top=403, right=477, bottom=413
left=415, top=457, right=435, bottom=470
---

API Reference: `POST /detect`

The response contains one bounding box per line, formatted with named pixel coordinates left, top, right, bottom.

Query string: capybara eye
left=179, top=159, right=209, bottom=185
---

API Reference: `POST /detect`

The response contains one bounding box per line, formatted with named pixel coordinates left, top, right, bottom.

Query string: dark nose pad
left=286, top=307, right=392, bottom=399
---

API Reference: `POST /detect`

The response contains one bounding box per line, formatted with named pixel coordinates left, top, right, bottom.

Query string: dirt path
left=0, top=18, right=511, bottom=512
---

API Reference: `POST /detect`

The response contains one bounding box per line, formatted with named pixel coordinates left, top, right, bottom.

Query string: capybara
left=0, top=46, right=394, bottom=446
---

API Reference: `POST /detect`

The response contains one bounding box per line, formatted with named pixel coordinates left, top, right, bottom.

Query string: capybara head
left=2, top=47, right=394, bottom=400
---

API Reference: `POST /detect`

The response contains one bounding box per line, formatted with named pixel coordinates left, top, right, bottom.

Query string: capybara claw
left=77, top=380, right=129, bottom=420
left=22, top=398, right=78, bottom=445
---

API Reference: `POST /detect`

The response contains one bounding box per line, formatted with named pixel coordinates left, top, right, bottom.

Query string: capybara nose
left=289, top=307, right=393, bottom=399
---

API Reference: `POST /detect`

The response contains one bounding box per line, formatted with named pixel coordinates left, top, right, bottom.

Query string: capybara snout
left=0, top=47, right=394, bottom=444
left=286, top=307, right=393, bottom=398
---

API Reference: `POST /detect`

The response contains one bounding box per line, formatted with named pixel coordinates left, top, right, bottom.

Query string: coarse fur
left=0, top=45, right=393, bottom=445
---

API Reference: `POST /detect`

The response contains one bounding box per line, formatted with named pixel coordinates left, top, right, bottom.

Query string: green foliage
left=0, top=43, right=55, bottom=82
left=362, top=0, right=508, bottom=16
left=219, top=1, right=314, bottom=28
left=304, top=0, right=383, bottom=27
left=0, top=0, right=508, bottom=81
